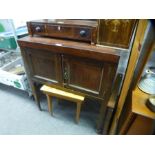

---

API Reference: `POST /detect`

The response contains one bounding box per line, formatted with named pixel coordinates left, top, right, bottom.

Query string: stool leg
left=46, top=95, right=53, bottom=116
left=76, top=102, right=82, bottom=124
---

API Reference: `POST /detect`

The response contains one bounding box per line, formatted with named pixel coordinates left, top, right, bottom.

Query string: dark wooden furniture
left=18, top=36, right=120, bottom=132
left=97, top=19, right=137, bottom=48
left=102, top=73, right=123, bottom=134
left=120, top=87, right=155, bottom=135
left=27, top=19, right=98, bottom=44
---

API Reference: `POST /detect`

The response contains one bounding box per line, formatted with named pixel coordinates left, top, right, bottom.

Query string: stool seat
left=40, top=85, right=85, bottom=123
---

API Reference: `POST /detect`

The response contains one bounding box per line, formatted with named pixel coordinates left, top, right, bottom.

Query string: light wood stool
left=40, top=85, right=85, bottom=123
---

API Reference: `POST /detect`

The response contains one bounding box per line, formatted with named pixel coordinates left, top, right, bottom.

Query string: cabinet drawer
left=46, top=25, right=91, bottom=41
left=27, top=20, right=97, bottom=43
left=46, top=25, right=74, bottom=38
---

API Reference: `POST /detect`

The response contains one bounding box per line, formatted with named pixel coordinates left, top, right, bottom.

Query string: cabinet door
left=25, top=48, right=62, bottom=85
left=62, top=55, right=118, bottom=97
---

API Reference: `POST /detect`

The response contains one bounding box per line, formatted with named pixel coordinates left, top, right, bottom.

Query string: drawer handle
left=64, top=67, right=68, bottom=80
left=35, top=26, right=41, bottom=32
left=57, top=26, right=61, bottom=31
left=80, top=30, right=87, bottom=37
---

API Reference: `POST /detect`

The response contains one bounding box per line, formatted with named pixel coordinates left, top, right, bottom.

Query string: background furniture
left=120, top=87, right=155, bottom=134
left=118, top=20, right=155, bottom=135
left=97, top=19, right=137, bottom=48
left=109, top=20, right=148, bottom=134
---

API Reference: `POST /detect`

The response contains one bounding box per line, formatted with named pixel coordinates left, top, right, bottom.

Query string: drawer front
left=46, top=24, right=91, bottom=42
left=27, top=20, right=98, bottom=43
left=28, top=23, right=93, bottom=42
left=46, top=24, right=74, bottom=38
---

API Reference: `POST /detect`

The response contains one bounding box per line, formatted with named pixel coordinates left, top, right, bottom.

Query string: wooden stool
left=40, top=85, right=85, bottom=123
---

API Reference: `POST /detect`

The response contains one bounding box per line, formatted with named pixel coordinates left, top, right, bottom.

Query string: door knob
left=80, top=30, right=87, bottom=37
left=35, top=26, right=41, bottom=32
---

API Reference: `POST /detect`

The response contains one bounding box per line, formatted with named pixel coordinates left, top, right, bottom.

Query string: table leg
left=76, top=102, right=82, bottom=124
left=46, top=95, right=53, bottom=116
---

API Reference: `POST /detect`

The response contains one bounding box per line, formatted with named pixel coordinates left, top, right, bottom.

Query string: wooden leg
left=46, top=95, right=53, bottom=116
left=102, top=108, right=113, bottom=135
left=76, top=102, right=82, bottom=124
left=31, top=82, right=41, bottom=111
left=96, top=100, right=107, bottom=134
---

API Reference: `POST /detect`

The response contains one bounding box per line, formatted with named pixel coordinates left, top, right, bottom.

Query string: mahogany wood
left=18, top=36, right=120, bottom=132
left=27, top=19, right=97, bottom=44
left=97, top=19, right=137, bottom=48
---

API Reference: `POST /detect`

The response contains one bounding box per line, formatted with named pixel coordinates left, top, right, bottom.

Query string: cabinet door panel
left=69, top=61, right=102, bottom=92
left=25, top=48, right=62, bottom=85
left=98, top=19, right=137, bottom=48
left=63, top=55, right=117, bottom=97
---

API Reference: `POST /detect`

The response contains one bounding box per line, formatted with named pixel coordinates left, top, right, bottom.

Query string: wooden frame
left=119, top=20, right=155, bottom=135
left=109, top=20, right=149, bottom=134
